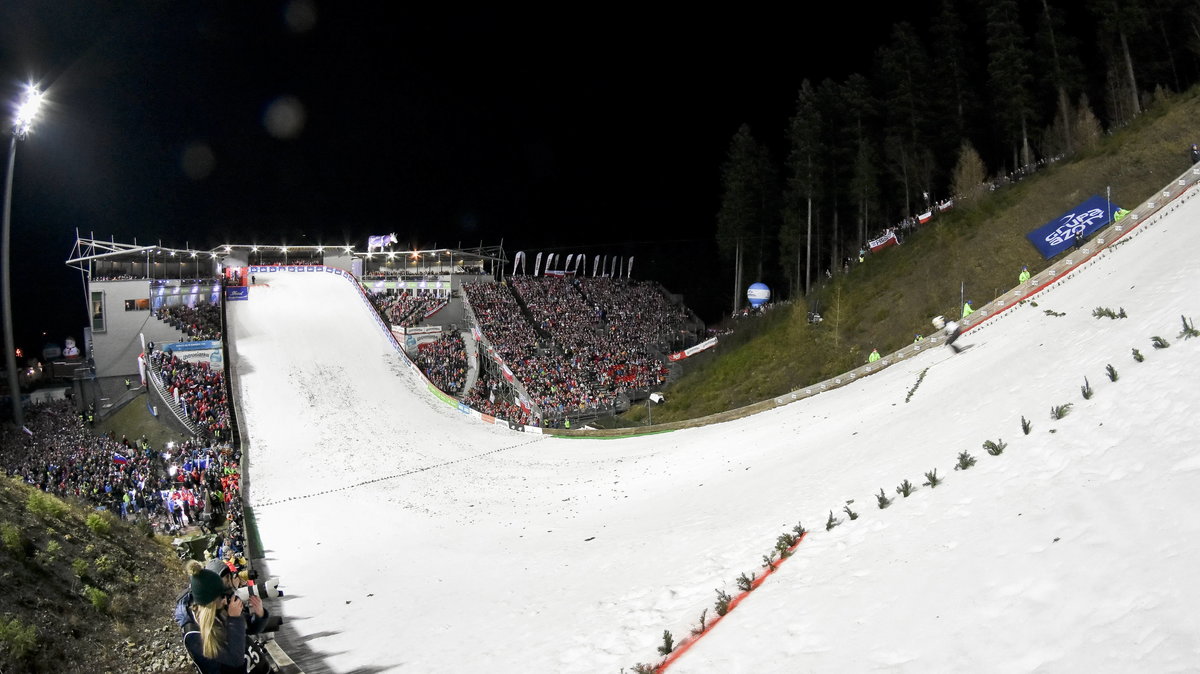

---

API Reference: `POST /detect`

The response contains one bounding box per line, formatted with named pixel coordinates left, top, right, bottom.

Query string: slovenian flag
left=113, top=453, right=129, bottom=465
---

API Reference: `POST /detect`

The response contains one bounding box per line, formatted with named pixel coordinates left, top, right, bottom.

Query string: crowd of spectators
left=462, top=371, right=534, bottom=426
left=462, top=276, right=687, bottom=422
left=413, top=332, right=467, bottom=394
left=156, top=303, right=222, bottom=341
left=0, top=400, right=248, bottom=554
left=371, top=290, right=447, bottom=328
left=150, top=351, right=230, bottom=440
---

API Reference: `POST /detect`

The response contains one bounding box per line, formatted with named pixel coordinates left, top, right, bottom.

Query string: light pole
left=3, top=84, right=43, bottom=428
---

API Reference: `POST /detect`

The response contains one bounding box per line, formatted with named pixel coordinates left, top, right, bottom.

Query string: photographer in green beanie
left=175, top=560, right=248, bottom=673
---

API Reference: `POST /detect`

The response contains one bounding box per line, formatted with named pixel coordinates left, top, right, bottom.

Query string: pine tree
left=877, top=22, right=934, bottom=218
left=717, top=125, right=779, bottom=314
left=986, top=0, right=1037, bottom=173
left=951, top=141, right=988, bottom=202
left=782, top=81, right=824, bottom=298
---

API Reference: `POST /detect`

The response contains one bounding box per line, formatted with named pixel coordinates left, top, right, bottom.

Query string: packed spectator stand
left=0, top=400, right=248, bottom=555
left=149, top=351, right=231, bottom=441
left=155, top=303, right=223, bottom=341
left=412, top=332, right=468, bottom=395
left=462, top=370, right=534, bottom=426
left=370, top=290, right=448, bottom=329
left=462, top=275, right=697, bottom=426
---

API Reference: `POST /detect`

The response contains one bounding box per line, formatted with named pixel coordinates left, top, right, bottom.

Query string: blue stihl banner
left=1026, top=195, right=1121, bottom=259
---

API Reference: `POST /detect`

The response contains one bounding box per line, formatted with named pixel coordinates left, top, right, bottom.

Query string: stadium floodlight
left=3, top=83, right=46, bottom=427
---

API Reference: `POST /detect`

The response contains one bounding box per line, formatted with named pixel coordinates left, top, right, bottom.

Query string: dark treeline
left=716, top=0, right=1200, bottom=308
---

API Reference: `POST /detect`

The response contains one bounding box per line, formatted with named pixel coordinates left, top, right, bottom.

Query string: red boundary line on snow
left=652, top=532, right=808, bottom=672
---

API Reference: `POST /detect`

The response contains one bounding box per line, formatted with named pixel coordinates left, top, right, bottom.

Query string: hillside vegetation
left=0, top=476, right=193, bottom=673
left=639, top=87, right=1200, bottom=424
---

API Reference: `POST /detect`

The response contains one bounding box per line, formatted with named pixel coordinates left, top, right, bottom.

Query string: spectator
left=177, top=561, right=248, bottom=672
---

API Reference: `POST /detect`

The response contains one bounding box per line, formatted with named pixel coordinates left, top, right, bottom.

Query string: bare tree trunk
left=1119, top=27, right=1141, bottom=116
left=1041, top=0, right=1073, bottom=154
left=732, top=239, right=741, bottom=315
left=804, top=197, right=812, bottom=295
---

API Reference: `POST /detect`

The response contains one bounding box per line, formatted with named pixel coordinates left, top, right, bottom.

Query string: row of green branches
left=628, top=316, right=1196, bottom=673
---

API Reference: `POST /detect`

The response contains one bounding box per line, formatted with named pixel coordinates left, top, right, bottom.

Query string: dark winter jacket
left=174, top=590, right=247, bottom=674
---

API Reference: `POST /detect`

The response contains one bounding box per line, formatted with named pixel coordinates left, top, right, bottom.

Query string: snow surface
left=228, top=192, right=1200, bottom=673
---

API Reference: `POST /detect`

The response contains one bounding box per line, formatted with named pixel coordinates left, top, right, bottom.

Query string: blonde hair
left=187, top=562, right=227, bottom=659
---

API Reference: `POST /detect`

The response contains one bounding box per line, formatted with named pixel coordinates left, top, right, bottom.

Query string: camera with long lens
left=229, top=576, right=285, bottom=633
left=233, top=576, right=283, bottom=603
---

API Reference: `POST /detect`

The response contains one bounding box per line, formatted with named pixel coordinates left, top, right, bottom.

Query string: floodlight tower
left=3, top=84, right=44, bottom=427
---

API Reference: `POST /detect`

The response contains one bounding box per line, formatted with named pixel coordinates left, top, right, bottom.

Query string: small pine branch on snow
left=690, top=608, right=708, bottom=636
left=776, top=532, right=797, bottom=553
left=1044, top=309, right=1066, bottom=317
left=1092, top=306, right=1128, bottom=320
left=629, top=663, right=656, bottom=674
left=905, top=367, right=929, bottom=403
left=826, top=510, right=842, bottom=531
left=736, top=572, right=756, bottom=592
left=1151, top=335, right=1170, bottom=349
left=923, top=469, right=942, bottom=487
left=897, top=480, right=916, bottom=497
left=843, top=504, right=858, bottom=520
left=1021, top=415, right=1033, bottom=435
left=762, top=550, right=778, bottom=571
left=1179, top=316, right=1199, bottom=339
left=714, top=589, right=732, bottom=616
left=1132, top=348, right=1144, bottom=362
left=792, top=522, right=807, bottom=538
left=1106, top=364, right=1118, bottom=382
left=983, top=439, right=1007, bottom=455
left=955, top=451, right=977, bottom=470
left=876, top=488, right=892, bottom=509
left=1051, top=403, right=1073, bottom=420
left=1081, top=377, right=1093, bottom=400
left=657, top=630, right=675, bottom=656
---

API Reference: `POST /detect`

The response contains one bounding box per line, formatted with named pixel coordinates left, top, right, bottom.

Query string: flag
left=868, top=230, right=900, bottom=253
left=918, top=210, right=932, bottom=224
left=113, top=453, right=129, bottom=465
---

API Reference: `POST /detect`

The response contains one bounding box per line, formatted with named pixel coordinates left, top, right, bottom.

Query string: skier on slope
left=932, top=315, right=964, bottom=354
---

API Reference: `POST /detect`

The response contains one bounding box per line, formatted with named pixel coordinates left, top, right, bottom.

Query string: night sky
left=0, top=2, right=937, bottom=357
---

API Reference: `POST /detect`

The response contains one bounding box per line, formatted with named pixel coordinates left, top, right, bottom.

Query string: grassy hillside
left=640, top=87, right=1200, bottom=424
left=0, top=476, right=193, bottom=673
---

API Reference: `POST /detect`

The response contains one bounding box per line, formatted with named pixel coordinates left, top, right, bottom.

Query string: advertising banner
left=1026, top=195, right=1121, bottom=259
left=668, top=337, right=718, bottom=362
left=225, top=287, right=249, bottom=301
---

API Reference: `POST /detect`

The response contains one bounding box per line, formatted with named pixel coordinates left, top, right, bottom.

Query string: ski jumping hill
left=227, top=184, right=1200, bottom=672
